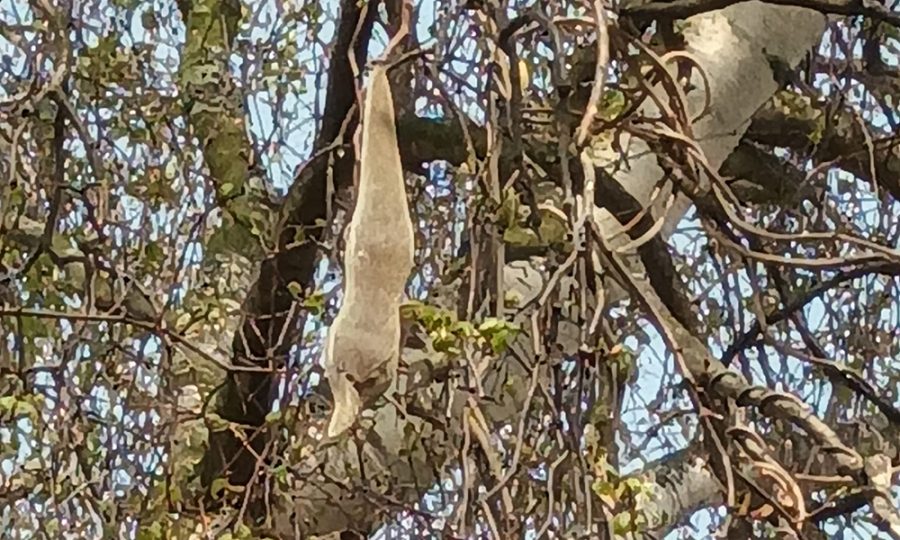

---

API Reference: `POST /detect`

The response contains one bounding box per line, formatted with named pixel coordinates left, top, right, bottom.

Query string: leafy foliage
left=2, top=0, right=900, bottom=539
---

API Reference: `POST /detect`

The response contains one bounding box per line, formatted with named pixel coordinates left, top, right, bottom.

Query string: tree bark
left=184, top=1, right=875, bottom=537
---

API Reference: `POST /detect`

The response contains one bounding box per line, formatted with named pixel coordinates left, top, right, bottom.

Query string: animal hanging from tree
left=323, top=62, right=415, bottom=438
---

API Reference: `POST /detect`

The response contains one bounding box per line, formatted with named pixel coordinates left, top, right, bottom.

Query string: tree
left=1, top=0, right=899, bottom=538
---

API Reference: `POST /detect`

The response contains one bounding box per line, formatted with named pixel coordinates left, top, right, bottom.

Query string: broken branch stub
left=324, top=66, right=415, bottom=438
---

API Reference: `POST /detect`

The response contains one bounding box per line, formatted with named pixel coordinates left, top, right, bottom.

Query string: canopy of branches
left=1, top=0, right=899, bottom=539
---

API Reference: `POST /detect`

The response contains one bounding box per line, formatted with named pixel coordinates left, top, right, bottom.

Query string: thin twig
left=575, top=1, right=610, bottom=148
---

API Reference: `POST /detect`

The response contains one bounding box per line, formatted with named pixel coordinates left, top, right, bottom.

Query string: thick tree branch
left=623, top=0, right=900, bottom=28
left=745, top=91, right=900, bottom=203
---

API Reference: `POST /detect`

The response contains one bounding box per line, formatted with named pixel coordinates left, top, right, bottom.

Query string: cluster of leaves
left=400, top=300, right=520, bottom=355
left=591, top=451, right=655, bottom=536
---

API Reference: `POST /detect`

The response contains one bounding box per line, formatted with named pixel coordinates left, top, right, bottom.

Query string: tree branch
left=624, top=0, right=900, bottom=28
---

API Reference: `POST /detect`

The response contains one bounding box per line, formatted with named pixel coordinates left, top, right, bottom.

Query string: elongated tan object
left=324, top=66, right=415, bottom=438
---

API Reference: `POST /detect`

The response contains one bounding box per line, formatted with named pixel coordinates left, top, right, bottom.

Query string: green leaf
left=234, top=524, right=253, bottom=540
left=612, top=512, right=633, bottom=535
left=168, top=484, right=183, bottom=505
left=264, top=409, right=282, bottom=424
left=503, top=225, right=540, bottom=247
left=136, top=521, right=164, bottom=540
left=205, top=412, right=230, bottom=432
left=272, top=464, right=288, bottom=485
left=592, top=477, right=618, bottom=510
left=0, top=395, right=39, bottom=421
left=478, top=318, right=520, bottom=353
left=302, top=289, right=326, bottom=314
left=598, top=90, right=626, bottom=121
left=145, top=242, right=165, bottom=265
left=209, top=477, right=244, bottom=499
left=451, top=320, right=476, bottom=338
left=288, top=281, right=304, bottom=297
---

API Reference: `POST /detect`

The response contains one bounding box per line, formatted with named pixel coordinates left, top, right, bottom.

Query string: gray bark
left=271, top=2, right=831, bottom=537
